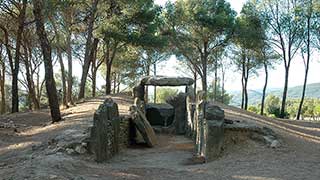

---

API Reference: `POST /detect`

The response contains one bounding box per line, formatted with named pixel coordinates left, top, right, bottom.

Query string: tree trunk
left=113, top=73, right=116, bottom=94
left=92, top=69, right=97, bottom=97
left=0, top=46, right=5, bottom=114
left=104, top=41, right=118, bottom=95
left=106, top=62, right=112, bottom=95
left=214, top=59, right=218, bottom=100
left=297, top=10, right=311, bottom=120
left=241, top=54, right=245, bottom=109
left=90, top=38, right=99, bottom=97
left=202, top=43, right=208, bottom=95
left=153, top=62, right=157, bottom=103
left=280, top=66, right=289, bottom=118
left=66, top=24, right=74, bottom=105
left=261, top=60, right=268, bottom=115
left=244, top=57, right=249, bottom=110
left=33, top=0, right=61, bottom=122
left=78, top=0, right=99, bottom=99
left=11, top=0, right=27, bottom=113
left=57, top=48, right=68, bottom=108
left=23, top=44, right=40, bottom=110
left=144, top=64, right=150, bottom=103
left=244, top=76, right=248, bottom=110
left=193, top=69, right=197, bottom=96
left=117, top=73, right=120, bottom=93
left=221, top=64, right=225, bottom=104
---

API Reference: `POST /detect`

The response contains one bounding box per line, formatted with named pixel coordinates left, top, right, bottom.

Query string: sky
left=154, top=0, right=320, bottom=92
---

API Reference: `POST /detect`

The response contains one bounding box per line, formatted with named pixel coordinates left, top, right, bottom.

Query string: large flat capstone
left=140, top=76, right=194, bottom=86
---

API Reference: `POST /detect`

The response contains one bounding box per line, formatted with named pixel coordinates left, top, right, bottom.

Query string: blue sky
left=154, top=0, right=320, bottom=91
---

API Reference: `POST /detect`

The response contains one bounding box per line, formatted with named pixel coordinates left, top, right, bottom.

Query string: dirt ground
left=0, top=94, right=320, bottom=180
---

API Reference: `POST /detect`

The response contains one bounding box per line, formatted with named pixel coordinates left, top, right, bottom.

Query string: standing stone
left=203, top=103, right=224, bottom=161
left=166, top=93, right=187, bottom=134
left=133, top=85, right=145, bottom=101
left=195, top=91, right=205, bottom=156
left=89, top=98, right=119, bottom=162
left=186, top=85, right=195, bottom=137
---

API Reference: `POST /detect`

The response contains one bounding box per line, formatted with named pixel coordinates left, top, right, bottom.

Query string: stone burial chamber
left=132, top=76, right=194, bottom=136
left=87, top=75, right=279, bottom=163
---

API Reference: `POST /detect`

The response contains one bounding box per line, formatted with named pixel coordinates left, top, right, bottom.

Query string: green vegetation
left=155, top=88, right=179, bottom=104
left=0, top=0, right=319, bottom=122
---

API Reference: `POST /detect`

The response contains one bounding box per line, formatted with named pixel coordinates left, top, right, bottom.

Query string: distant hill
left=229, top=83, right=320, bottom=107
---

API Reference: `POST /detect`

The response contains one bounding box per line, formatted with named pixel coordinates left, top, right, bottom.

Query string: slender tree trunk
left=214, top=60, right=218, bottom=100
left=113, top=73, right=116, bottom=94
left=153, top=63, right=157, bottom=103
left=57, top=48, right=68, bottom=108
left=104, top=41, right=118, bottom=95
left=280, top=66, right=289, bottom=118
left=33, top=0, right=61, bottom=122
left=200, top=42, right=208, bottom=96
left=92, top=69, right=97, bottom=97
left=193, top=69, right=197, bottom=96
left=12, top=0, right=27, bottom=113
left=244, top=57, right=249, bottom=110
left=261, top=60, right=268, bottom=115
left=78, top=0, right=99, bottom=99
left=0, top=46, right=5, bottom=114
left=90, top=38, right=99, bottom=97
left=241, top=54, right=245, bottom=109
left=50, top=18, right=68, bottom=108
left=221, top=65, right=225, bottom=104
left=117, top=73, right=120, bottom=93
left=297, top=10, right=311, bottom=120
left=106, top=62, right=112, bottom=95
left=144, top=64, right=150, bottom=103
left=244, top=76, right=248, bottom=110
left=66, top=24, right=74, bottom=105
left=23, top=44, right=40, bottom=110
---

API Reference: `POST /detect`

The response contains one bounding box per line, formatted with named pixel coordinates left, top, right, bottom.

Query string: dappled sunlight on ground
left=232, top=175, right=282, bottom=180
left=0, top=141, right=38, bottom=155
left=1, top=94, right=320, bottom=179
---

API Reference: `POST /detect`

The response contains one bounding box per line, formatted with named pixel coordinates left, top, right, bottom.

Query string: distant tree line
left=0, top=0, right=319, bottom=122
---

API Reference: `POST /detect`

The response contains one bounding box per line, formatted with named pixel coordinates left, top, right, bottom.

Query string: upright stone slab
left=166, top=93, right=187, bottom=134
left=203, top=104, right=225, bottom=161
left=89, top=98, right=120, bottom=162
left=186, top=86, right=196, bottom=137
left=146, top=103, right=174, bottom=126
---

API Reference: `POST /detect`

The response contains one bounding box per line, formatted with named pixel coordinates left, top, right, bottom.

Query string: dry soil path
left=0, top=95, right=319, bottom=180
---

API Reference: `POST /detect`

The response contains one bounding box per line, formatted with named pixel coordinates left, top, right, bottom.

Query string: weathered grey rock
left=195, top=92, right=205, bottom=156
left=202, top=104, right=225, bottom=161
left=89, top=98, right=120, bottom=162
left=146, top=103, right=174, bottom=126
left=133, top=84, right=144, bottom=101
left=270, top=140, right=281, bottom=148
left=130, top=105, right=157, bottom=147
left=205, top=104, right=225, bottom=121
left=166, top=93, right=187, bottom=134
left=140, top=76, right=194, bottom=86
left=194, top=92, right=225, bottom=161
left=186, top=86, right=196, bottom=137
left=203, top=119, right=224, bottom=161
left=75, top=144, right=86, bottom=154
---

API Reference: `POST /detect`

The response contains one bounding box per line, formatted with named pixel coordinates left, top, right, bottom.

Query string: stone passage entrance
left=132, top=76, right=194, bottom=136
